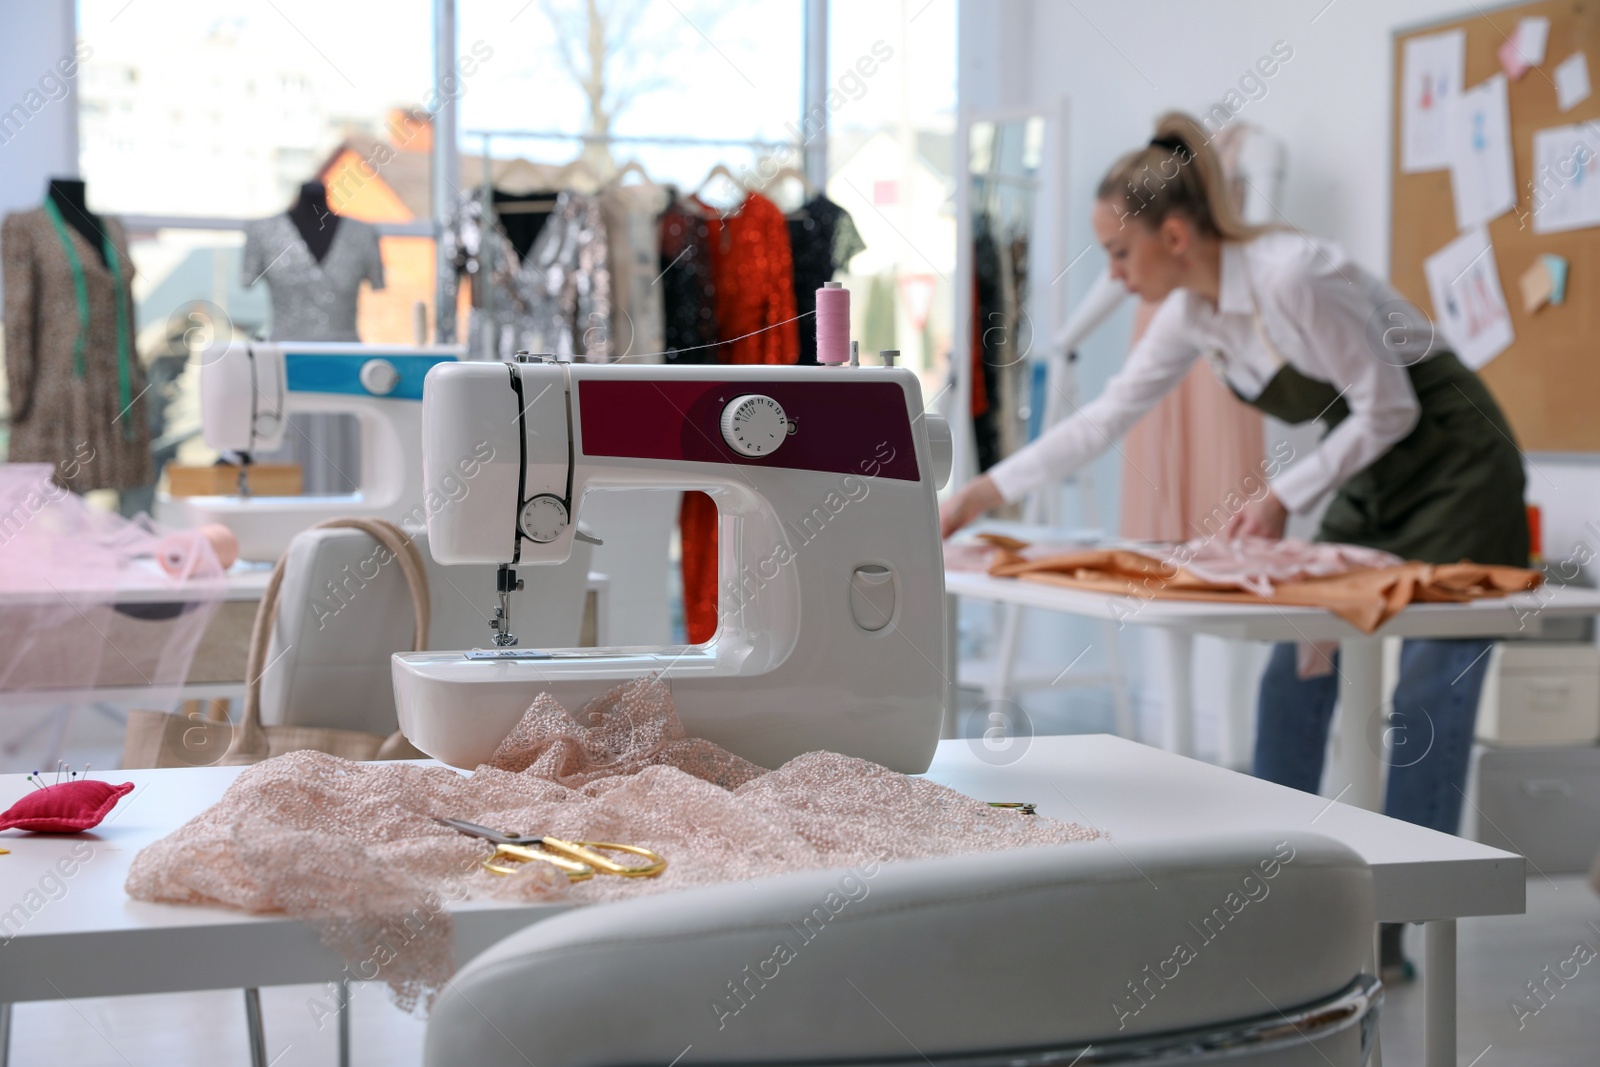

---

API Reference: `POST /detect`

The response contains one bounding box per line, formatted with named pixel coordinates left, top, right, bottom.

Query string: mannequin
left=240, top=178, right=385, bottom=494
left=45, top=177, right=110, bottom=268
left=3, top=178, right=152, bottom=491
left=287, top=181, right=340, bottom=264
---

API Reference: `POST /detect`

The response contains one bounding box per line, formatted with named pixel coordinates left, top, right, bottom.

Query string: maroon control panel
left=577, top=378, right=922, bottom=482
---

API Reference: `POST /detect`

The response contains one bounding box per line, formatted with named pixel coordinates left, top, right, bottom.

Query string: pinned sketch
left=1530, top=123, right=1600, bottom=234
left=1449, top=74, right=1517, bottom=230
left=1499, top=16, right=1550, bottom=79
left=1491, top=17, right=1542, bottom=78
left=1555, top=52, right=1592, bottom=111
left=1423, top=228, right=1514, bottom=370
left=1403, top=29, right=1466, bottom=173
left=1518, top=17, right=1550, bottom=65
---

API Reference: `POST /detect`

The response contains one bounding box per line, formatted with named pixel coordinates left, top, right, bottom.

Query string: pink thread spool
left=815, top=281, right=851, bottom=365
left=156, top=523, right=239, bottom=577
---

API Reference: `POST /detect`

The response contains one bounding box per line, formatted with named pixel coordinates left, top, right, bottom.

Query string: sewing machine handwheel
left=720, top=394, right=790, bottom=457
left=519, top=494, right=570, bottom=543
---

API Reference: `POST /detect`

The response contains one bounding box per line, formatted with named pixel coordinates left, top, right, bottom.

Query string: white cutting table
left=0, top=736, right=1517, bottom=1067
left=947, top=571, right=1600, bottom=813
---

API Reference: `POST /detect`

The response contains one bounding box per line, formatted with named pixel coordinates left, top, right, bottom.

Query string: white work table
left=947, top=570, right=1600, bottom=813
left=0, top=735, right=1515, bottom=1067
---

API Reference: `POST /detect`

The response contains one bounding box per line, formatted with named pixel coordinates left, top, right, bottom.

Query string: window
left=826, top=0, right=957, bottom=399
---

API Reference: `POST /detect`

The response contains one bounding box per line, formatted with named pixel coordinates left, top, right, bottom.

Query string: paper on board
left=1403, top=29, right=1466, bottom=173
left=1423, top=228, right=1515, bottom=370
left=1449, top=74, right=1517, bottom=230
left=1556, top=52, right=1592, bottom=111
left=1530, top=123, right=1600, bottom=234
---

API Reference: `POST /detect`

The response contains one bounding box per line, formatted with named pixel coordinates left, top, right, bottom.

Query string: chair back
left=426, top=832, right=1378, bottom=1067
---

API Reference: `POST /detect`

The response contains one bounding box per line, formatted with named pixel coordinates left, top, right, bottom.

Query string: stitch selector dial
left=519, top=494, right=569, bottom=543
left=720, top=394, right=792, bottom=457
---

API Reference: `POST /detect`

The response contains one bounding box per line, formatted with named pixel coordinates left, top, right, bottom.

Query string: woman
left=942, top=112, right=1528, bottom=843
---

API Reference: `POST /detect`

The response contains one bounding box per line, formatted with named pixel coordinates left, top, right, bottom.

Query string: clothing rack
left=464, top=129, right=796, bottom=151
left=458, top=129, right=803, bottom=348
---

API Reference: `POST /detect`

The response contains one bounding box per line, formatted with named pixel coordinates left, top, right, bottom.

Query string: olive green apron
left=1241, top=352, right=1528, bottom=566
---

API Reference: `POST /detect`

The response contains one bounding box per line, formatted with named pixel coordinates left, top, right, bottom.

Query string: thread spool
left=156, top=523, right=240, bottom=577
left=816, top=281, right=850, bottom=365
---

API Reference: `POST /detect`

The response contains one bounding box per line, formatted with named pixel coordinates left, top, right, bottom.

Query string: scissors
left=435, top=818, right=667, bottom=880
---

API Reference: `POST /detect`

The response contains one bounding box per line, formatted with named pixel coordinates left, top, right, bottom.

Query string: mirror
left=960, top=115, right=1047, bottom=483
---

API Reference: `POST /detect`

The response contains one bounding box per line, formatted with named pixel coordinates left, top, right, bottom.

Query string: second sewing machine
left=158, top=341, right=464, bottom=561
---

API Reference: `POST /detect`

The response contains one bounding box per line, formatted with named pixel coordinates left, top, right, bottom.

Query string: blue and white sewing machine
left=157, top=341, right=464, bottom=561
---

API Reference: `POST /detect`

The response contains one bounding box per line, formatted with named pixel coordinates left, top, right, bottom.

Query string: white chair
left=426, top=832, right=1379, bottom=1067
left=234, top=522, right=593, bottom=1067
left=258, top=526, right=593, bottom=736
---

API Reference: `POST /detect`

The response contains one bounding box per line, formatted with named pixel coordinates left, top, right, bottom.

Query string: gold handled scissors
left=435, top=818, right=667, bottom=880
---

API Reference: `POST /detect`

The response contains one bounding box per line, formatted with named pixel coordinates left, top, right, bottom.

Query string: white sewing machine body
left=394, top=359, right=953, bottom=774
left=158, top=341, right=464, bottom=561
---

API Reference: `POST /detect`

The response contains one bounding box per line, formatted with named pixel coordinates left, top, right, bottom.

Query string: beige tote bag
left=122, top=518, right=428, bottom=768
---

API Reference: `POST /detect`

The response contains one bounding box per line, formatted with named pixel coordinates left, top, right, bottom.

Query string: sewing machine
left=157, top=341, right=464, bottom=561
left=392, top=357, right=954, bottom=774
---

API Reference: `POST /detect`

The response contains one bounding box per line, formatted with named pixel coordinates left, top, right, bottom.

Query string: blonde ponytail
left=1096, top=111, right=1269, bottom=241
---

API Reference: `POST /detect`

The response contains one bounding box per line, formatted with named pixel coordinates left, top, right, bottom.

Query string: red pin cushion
left=0, top=780, right=134, bottom=833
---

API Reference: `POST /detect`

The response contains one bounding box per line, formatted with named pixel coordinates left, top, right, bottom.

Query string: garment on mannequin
left=2, top=180, right=152, bottom=490
left=240, top=182, right=384, bottom=494
left=287, top=181, right=340, bottom=265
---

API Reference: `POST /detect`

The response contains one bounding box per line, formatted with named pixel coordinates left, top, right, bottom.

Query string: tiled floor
left=8, top=874, right=1597, bottom=1066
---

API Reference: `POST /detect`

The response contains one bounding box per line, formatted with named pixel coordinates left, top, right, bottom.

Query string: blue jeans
left=1252, top=639, right=1492, bottom=835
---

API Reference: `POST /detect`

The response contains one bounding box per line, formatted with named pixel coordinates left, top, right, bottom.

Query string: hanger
left=608, top=159, right=652, bottom=187
left=695, top=163, right=743, bottom=196
left=769, top=165, right=815, bottom=196
left=493, top=199, right=560, bottom=216
left=553, top=156, right=602, bottom=194
left=767, top=165, right=815, bottom=215
left=693, top=163, right=746, bottom=212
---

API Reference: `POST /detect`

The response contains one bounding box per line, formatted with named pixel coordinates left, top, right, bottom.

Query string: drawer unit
left=1476, top=642, right=1600, bottom=746
left=1471, top=744, right=1600, bottom=873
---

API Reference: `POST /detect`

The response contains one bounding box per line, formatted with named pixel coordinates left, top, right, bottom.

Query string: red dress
left=680, top=193, right=800, bottom=643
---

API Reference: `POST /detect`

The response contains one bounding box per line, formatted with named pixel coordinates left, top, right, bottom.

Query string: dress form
left=288, top=181, right=340, bottom=264
left=46, top=178, right=110, bottom=267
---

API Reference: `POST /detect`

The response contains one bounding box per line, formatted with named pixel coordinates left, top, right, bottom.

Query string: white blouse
left=987, top=232, right=1434, bottom=514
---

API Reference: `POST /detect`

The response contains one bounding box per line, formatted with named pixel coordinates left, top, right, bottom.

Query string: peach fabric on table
left=1118, top=298, right=1267, bottom=541
left=126, top=677, right=1099, bottom=1009
left=988, top=541, right=1541, bottom=635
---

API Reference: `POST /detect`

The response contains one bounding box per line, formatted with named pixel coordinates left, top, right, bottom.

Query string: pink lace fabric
left=127, top=678, right=1100, bottom=1010
left=0, top=464, right=224, bottom=692
left=1175, top=536, right=1403, bottom=597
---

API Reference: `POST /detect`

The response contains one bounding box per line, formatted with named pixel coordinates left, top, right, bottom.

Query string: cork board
left=1391, top=0, right=1600, bottom=452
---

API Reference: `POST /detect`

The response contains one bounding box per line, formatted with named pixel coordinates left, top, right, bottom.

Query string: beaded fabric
left=126, top=677, right=1099, bottom=1011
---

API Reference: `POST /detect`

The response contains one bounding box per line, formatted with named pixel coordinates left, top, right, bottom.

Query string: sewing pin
left=82, top=763, right=91, bottom=781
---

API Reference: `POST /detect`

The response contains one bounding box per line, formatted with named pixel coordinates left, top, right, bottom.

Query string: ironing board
left=0, top=736, right=1518, bottom=1067
left=946, top=572, right=1600, bottom=812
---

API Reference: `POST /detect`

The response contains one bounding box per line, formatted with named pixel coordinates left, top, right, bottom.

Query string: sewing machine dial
left=720, top=394, right=792, bottom=457
left=519, top=494, right=569, bottom=543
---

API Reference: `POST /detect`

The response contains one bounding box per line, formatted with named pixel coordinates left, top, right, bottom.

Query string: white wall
left=0, top=0, right=80, bottom=307
left=962, top=0, right=1600, bottom=557
left=0, top=1, right=80, bottom=218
